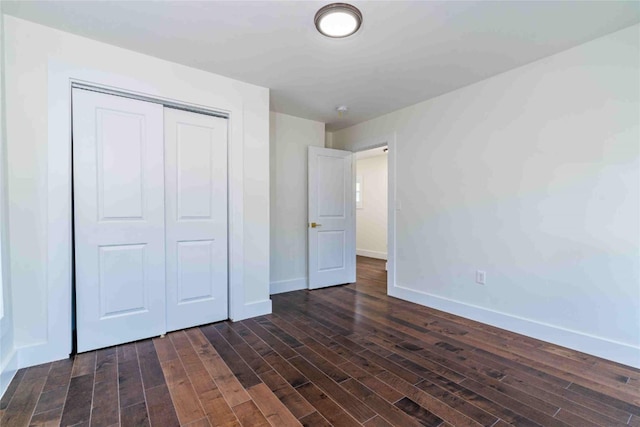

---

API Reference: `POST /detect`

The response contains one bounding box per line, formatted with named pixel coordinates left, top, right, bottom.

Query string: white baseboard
left=0, top=348, right=18, bottom=399
left=356, top=249, right=387, bottom=260
left=0, top=340, right=70, bottom=376
left=6, top=297, right=273, bottom=375
left=1, top=297, right=272, bottom=388
left=233, top=299, right=272, bottom=321
left=270, top=277, right=307, bottom=295
left=17, top=342, right=69, bottom=369
left=389, top=283, right=640, bottom=369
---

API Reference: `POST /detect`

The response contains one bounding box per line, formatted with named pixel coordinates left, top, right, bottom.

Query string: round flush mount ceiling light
left=315, top=3, right=363, bottom=38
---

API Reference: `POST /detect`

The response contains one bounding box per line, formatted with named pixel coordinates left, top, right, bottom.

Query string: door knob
left=310, top=222, right=322, bottom=228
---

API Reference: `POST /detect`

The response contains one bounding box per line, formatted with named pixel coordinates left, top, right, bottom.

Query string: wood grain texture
left=28, top=407, right=63, bottom=427
left=117, top=352, right=145, bottom=409
left=259, top=369, right=315, bottom=420
left=394, top=396, right=445, bottom=427
left=231, top=400, right=270, bottom=427
left=145, top=384, right=180, bottom=427
left=32, top=385, right=67, bottom=418
left=160, top=357, right=205, bottom=424
left=247, top=383, right=301, bottom=427
left=296, top=382, right=360, bottom=427
left=3, top=256, right=639, bottom=426
left=299, top=411, right=332, bottom=427
left=184, top=328, right=251, bottom=408
left=0, top=375, right=47, bottom=427
left=91, top=348, right=119, bottom=427
left=60, top=374, right=94, bottom=426
left=120, top=402, right=150, bottom=427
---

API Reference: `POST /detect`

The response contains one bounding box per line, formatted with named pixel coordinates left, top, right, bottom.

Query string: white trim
left=387, top=134, right=397, bottom=291
left=356, top=249, right=387, bottom=260
left=348, top=152, right=357, bottom=284
left=71, top=82, right=229, bottom=119
left=17, top=343, right=68, bottom=369
left=236, top=300, right=273, bottom=321
left=42, top=59, right=246, bottom=365
left=355, top=175, right=363, bottom=209
left=227, top=100, right=245, bottom=322
left=350, top=133, right=397, bottom=292
left=270, top=277, right=307, bottom=295
left=0, top=347, right=17, bottom=398
left=389, top=283, right=640, bottom=368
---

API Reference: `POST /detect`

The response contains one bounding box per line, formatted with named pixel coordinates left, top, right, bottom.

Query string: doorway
left=355, top=146, right=388, bottom=289
left=307, top=139, right=395, bottom=293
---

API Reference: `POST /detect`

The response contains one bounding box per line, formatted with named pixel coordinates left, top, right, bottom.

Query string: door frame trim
left=71, top=82, right=230, bottom=119
left=351, top=133, right=397, bottom=294
left=18, top=59, right=245, bottom=366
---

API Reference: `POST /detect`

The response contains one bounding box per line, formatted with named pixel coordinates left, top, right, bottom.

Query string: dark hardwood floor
left=1, top=256, right=639, bottom=426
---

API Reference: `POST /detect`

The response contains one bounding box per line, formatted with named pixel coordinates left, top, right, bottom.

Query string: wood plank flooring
left=1, top=256, right=639, bottom=426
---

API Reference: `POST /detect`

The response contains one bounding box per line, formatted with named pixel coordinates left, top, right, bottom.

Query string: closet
left=72, top=88, right=228, bottom=352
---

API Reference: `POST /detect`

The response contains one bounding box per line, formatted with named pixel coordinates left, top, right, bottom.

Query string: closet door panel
left=165, top=108, right=228, bottom=331
left=73, top=88, right=166, bottom=352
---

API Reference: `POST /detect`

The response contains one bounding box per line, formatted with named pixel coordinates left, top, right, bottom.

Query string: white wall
left=356, top=154, right=388, bottom=259
left=333, top=24, right=640, bottom=367
left=4, top=16, right=270, bottom=367
left=0, top=11, right=18, bottom=397
left=325, top=131, right=334, bottom=148
left=270, top=112, right=325, bottom=294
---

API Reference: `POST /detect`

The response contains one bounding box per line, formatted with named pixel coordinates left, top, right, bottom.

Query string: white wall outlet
left=476, top=270, right=486, bottom=285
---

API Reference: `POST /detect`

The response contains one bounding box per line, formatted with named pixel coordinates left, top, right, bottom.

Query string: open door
left=308, top=146, right=356, bottom=289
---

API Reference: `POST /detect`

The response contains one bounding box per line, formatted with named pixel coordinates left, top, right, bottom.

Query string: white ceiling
left=4, top=1, right=639, bottom=131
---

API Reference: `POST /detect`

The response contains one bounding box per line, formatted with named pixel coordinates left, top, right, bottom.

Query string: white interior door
left=73, top=88, right=166, bottom=352
left=308, top=146, right=356, bottom=289
left=164, top=108, right=228, bottom=331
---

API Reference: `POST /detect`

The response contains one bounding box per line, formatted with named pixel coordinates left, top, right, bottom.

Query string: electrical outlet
left=476, top=270, right=486, bottom=285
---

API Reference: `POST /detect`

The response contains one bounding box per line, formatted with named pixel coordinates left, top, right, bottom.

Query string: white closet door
left=73, top=89, right=166, bottom=352
left=164, top=108, right=228, bottom=332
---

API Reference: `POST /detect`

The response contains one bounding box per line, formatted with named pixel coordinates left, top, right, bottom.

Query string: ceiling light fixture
left=315, top=3, right=363, bottom=38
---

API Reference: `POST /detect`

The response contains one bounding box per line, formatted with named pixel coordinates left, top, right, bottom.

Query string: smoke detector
left=336, top=105, right=349, bottom=117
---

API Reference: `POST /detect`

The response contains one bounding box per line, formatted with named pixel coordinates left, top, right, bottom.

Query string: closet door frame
left=36, top=61, right=247, bottom=366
